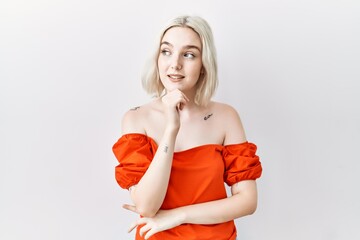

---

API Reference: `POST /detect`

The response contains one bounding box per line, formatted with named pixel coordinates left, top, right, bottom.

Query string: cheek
left=157, top=58, right=167, bottom=74
left=189, top=63, right=202, bottom=77
left=157, top=58, right=162, bottom=70
left=157, top=60, right=168, bottom=83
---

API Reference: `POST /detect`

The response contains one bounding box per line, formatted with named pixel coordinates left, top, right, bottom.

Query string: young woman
left=113, top=15, right=262, bottom=240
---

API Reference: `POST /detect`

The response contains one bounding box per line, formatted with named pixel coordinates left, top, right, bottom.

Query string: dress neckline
left=123, top=133, right=222, bottom=154
left=122, top=133, right=248, bottom=154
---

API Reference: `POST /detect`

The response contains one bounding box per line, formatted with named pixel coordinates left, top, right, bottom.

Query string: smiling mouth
left=168, top=74, right=185, bottom=82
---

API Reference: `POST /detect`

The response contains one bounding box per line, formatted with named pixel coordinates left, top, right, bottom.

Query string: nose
left=170, top=55, right=182, bottom=70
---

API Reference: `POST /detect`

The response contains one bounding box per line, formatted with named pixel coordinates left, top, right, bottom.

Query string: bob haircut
left=141, top=15, right=218, bottom=107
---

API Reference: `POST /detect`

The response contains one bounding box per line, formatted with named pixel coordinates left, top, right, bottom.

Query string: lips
left=167, top=74, right=185, bottom=82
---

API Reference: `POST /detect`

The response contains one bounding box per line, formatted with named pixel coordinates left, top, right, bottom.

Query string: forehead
left=161, top=27, right=202, bottom=49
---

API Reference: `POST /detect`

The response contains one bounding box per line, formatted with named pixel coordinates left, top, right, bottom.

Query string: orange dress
left=113, top=133, right=262, bottom=240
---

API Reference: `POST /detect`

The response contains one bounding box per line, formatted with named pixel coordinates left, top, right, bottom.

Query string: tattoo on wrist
left=204, top=113, right=213, bottom=120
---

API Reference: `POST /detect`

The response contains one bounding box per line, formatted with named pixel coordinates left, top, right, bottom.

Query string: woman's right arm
left=122, top=90, right=188, bottom=217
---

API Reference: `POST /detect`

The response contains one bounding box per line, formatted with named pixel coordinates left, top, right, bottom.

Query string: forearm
left=131, top=128, right=177, bottom=217
left=176, top=190, right=258, bottom=225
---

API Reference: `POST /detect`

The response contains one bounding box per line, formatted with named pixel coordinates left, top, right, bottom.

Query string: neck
left=179, top=97, right=204, bottom=120
left=183, top=88, right=197, bottom=103
left=181, top=88, right=198, bottom=109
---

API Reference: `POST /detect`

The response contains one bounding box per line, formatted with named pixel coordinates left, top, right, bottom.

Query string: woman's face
left=157, top=27, right=203, bottom=93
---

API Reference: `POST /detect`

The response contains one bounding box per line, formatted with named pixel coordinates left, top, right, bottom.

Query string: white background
left=1, top=0, right=359, bottom=239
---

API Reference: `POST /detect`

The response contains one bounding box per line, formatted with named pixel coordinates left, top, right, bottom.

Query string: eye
left=160, top=49, right=171, bottom=56
left=184, top=52, right=195, bottom=59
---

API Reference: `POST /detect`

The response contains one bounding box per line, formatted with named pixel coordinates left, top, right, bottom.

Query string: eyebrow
left=160, top=41, right=201, bottom=52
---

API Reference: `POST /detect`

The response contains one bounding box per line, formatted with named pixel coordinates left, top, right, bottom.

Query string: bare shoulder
left=209, top=101, right=243, bottom=124
left=210, top=101, right=247, bottom=145
left=121, top=100, right=160, bottom=135
left=211, top=101, right=240, bottom=117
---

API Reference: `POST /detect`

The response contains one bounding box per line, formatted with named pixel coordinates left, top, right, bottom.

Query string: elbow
left=136, top=205, right=158, bottom=218
left=246, top=198, right=258, bottom=215
left=139, top=210, right=157, bottom=218
left=236, top=193, right=257, bottom=217
left=131, top=189, right=160, bottom=217
left=232, top=180, right=259, bottom=217
left=248, top=203, right=257, bottom=215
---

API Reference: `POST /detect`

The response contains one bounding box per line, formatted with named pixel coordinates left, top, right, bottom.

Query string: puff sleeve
left=113, top=134, right=157, bottom=189
left=222, top=142, right=262, bottom=186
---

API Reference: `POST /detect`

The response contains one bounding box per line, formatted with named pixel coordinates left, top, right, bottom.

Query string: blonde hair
left=141, top=15, right=218, bottom=106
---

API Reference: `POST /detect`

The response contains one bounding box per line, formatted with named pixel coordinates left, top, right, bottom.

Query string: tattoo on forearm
left=204, top=113, right=213, bottom=120
left=130, top=106, right=140, bottom=111
left=163, top=145, right=169, bottom=153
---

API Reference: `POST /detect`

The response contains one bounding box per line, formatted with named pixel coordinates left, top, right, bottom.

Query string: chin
left=164, top=83, right=183, bottom=91
left=166, top=87, right=181, bottom=92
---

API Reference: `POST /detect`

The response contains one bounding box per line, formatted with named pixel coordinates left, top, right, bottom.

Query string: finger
left=139, top=223, right=152, bottom=237
left=177, top=103, right=183, bottom=111
left=182, top=93, right=190, bottom=102
left=128, top=221, right=138, bottom=233
left=122, top=204, right=138, bottom=213
left=128, top=217, right=148, bottom=233
left=144, top=228, right=157, bottom=240
left=179, top=94, right=189, bottom=110
left=180, top=98, right=188, bottom=110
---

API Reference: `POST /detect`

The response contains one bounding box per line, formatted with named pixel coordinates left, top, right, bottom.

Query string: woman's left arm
left=177, top=179, right=258, bottom=224
left=124, top=180, right=258, bottom=239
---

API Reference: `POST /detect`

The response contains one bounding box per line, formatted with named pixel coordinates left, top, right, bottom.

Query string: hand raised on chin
left=161, top=89, right=189, bottom=110
left=161, top=89, right=189, bottom=131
